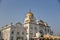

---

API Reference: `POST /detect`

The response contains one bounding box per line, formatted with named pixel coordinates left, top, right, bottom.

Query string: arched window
left=39, top=30, right=44, bottom=37
left=11, top=36, right=13, bottom=40
left=11, top=31, right=14, bottom=34
left=35, top=27, right=37, bottom=30
left=39, top=30, right=43, bottom=34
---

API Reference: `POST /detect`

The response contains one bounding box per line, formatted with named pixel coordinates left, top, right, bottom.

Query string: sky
left=0, top=0, right=60, bottom=35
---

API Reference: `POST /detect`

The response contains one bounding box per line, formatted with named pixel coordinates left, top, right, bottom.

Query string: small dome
left=16, top=22, right=22, bottom=25
left=44, top=22, right=48, bottom=26
left=37, top=19, right=44, bottom=23
left=36, top=19, right=44, bottom=24
left=26, top=12, right=34, bottom=17
left=40, top=20, right=44, bottom=23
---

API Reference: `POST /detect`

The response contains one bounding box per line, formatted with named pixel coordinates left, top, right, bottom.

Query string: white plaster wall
left=2, top=27, right=11, bottom=40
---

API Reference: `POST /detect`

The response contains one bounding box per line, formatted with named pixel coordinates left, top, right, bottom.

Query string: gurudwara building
left=0, top=11, right=60, bottom=40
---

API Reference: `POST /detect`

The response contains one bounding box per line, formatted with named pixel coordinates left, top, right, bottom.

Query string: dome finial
left=26, top=9, right=34, bottom=17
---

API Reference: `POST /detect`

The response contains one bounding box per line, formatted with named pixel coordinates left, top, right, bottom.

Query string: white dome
left=36, top=19, right=44, bottom=24
left=44, top=22, right=48, bottom=26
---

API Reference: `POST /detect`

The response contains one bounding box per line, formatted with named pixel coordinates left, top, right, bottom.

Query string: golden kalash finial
left=26, top=9, right=34, bottom=17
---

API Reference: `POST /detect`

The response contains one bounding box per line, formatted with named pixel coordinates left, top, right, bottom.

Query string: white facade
left=1, top=22, right=26, bottom=40
left=0, top=11, right=53, bottom=40
left=24, top=11, right=53, bottom=40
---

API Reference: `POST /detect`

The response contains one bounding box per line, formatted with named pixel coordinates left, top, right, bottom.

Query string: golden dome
left=26, top=12, right=33, bottom=17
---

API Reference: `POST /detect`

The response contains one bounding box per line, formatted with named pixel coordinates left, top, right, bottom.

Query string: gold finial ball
left=26, top=12, right=33, bottom=17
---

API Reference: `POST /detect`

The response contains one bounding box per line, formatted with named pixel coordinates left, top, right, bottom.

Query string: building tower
left=24, top=10, right=37, bottom=40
